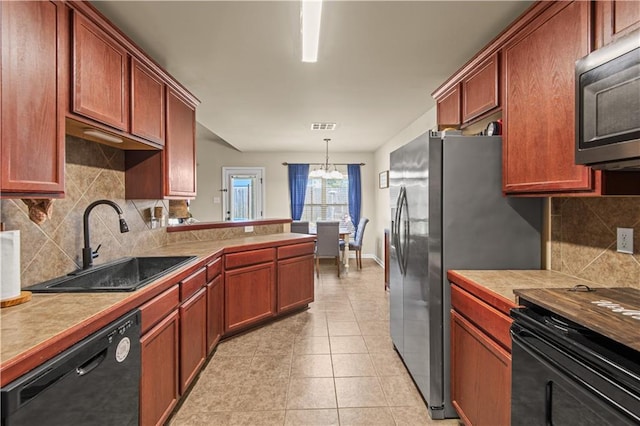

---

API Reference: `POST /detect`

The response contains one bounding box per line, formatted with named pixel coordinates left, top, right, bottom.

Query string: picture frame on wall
left=379, top=170, right=389, bottom=189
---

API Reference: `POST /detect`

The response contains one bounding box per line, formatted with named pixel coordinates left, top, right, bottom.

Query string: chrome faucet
left=82, top=200, right=129, bottom=269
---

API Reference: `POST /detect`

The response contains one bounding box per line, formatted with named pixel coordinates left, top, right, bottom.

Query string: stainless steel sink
left=26, top=256, right=196, bottom=293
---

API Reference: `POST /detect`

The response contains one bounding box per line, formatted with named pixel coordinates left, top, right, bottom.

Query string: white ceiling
left=92, top=1, right=533, bottom=153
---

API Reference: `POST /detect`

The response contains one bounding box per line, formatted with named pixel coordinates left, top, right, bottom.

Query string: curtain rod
left=282, top=162, right=365, bottom=166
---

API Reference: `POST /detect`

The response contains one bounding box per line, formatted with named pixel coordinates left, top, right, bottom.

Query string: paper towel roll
left=1, top=230, right=21, bottom=301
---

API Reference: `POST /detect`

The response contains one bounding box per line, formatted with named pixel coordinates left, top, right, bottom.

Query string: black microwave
left=575, top=30, right=640, bottom=170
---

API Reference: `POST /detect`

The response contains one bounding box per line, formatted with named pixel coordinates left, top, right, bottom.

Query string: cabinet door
left=165, top=88, right=196, bottom=197
left=140, top=310, right=179, bottom=426
left=72, top=12, right=129, bottom=131
left=277, top=254, right=314, bottom=313
left=131, top=58, right=165, bottom=146
left=225, top=262, right=276, bottom=334
left=1, top=1, right=66, bottom=196
left=179, top=287, right=207, bottom=394
left=451, top=310, right=511, bottom=426
left=206, top=274, right=224, bottom=354
left=596, top=0, right=640, bottom=48
left=502, top=1, right=592, bottom=194
left=436, top=84, right=461, bottom=128
left=462, top=53, right=499, bottom=123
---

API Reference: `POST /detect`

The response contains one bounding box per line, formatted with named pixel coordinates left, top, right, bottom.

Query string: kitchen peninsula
left=0, top=232, right=315, bottom=425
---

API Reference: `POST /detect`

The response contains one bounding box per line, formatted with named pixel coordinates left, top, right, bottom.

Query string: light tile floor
left=169, top=259, right=460, bottom=426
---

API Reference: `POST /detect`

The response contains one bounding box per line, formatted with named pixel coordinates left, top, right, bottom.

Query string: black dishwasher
left=1, top=310, right=141, bottom=426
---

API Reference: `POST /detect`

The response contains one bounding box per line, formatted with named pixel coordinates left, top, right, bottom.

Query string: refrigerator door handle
left=400, top=188, right=409, bottom=274
left=392, top=188, right=403, bottom=249
left=396, top=186, right=408, bottom=275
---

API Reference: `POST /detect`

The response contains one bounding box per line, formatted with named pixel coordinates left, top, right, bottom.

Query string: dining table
left=339, top=227, right=351, bottom=275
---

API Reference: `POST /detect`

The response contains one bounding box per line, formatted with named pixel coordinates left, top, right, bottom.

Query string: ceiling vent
left=311, top=122, right=336, bottom=131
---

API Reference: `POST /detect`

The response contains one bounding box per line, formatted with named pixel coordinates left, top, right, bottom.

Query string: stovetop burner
left=592, top=299, right=640, bottom=320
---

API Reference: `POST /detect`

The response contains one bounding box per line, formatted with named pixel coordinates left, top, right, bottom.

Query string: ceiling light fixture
left=301, top=0, right=322, bottom=63
left=310, top=138, right=343, bottom=179
left=83, top=129, right=123, bottom=144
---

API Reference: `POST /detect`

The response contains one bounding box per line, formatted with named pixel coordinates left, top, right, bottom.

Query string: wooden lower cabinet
left=277, top=254, right=314, bottom=313
left=206, top=274, right=224, bottom=353
left=451, top=310, right=511, bottom=426
left=140, top=310, right=179, bottom=426
left=179, top=287, right=207, bottom=394
left=225, top=261, right=276, bottom=334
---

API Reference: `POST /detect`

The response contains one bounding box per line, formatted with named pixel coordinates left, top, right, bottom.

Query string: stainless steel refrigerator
left=389, top=131, right=541, bottom=419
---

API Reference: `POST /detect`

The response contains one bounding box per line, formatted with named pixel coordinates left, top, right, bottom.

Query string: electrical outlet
left=244, top=225, right=254, bottom=233
left=617, top=228, right=633, bottom=254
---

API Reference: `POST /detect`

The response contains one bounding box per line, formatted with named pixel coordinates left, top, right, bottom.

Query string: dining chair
left=340, top=217, right=369, bottom=270
left=315, top=221, right=340, bottom=277
left=290, top=220, right=309, bottom=234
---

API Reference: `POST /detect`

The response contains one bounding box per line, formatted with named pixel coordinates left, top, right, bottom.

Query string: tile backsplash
left=550, top=197, right=640, bottom=287
left=1, top=136, right=168, bottom=288
left=1, top=136, right=284, bottom=289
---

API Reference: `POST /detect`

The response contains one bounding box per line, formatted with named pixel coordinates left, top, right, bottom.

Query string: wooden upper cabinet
left=436, top=84, right=461, bottom=128
left=462, top=53, right=499, bottom=123
left=131, top=58, right=165, bottom=146
left=72, top=12, right=129, bottom=131
left=1, top=1, right=66, bottom=197
left=165, top=89, right=196, bottom=197
left=596, top=0, right=640, bottom=49
left=502, top=1, right=593, bottom=195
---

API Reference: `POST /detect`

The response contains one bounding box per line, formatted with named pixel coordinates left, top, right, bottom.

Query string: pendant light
left=310, top=138, right=343, bottom=179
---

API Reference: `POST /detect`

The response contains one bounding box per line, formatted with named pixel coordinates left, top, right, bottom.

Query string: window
left=301, top=165, right=349, bottom=223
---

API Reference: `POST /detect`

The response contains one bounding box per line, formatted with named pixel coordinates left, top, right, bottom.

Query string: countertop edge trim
left=448, top=270, right=519, bottom=315
left=0, top=235, right=314, bottom=386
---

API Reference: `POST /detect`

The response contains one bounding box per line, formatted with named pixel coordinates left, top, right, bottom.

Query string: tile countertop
left=0, top=233, right=314, bottom=385
left=447, top=269, right=637, bottom=304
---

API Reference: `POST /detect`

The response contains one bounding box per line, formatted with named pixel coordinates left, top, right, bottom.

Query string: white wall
left=190, top=140, right=377, bottom=257
left=191, top=105, right=435, bottom=264
left=371, top=106, right=437, bottom=261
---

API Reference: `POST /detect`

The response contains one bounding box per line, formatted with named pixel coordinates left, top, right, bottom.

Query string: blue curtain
left=348, top=164, right=361, bottom=228
left=288, top=164, right=309, bottom=220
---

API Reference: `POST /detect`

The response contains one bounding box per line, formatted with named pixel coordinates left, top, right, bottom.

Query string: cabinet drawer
left=139, top=285, right=179, bottom=334
left=206, top=257, right=222, bottom=282
left=180, top=267, right=207, bottom=302
left=277, top=242, right=315, bottom=260
left=225, top=248, right=275, bottom=270
left=451, top=284, right=512, bottom=351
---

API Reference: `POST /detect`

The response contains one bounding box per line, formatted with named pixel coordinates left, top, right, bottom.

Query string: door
left=1, top=1, right=66, bottom=196
left=389, top=147, right=405, bottom=356
left=72, top=11, right=129, bottom=131
left=400, top=134, right=431, bottom=402
left=222, top=167, right=264, bottom=221
left=165, top=89, right=196, bottom=197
